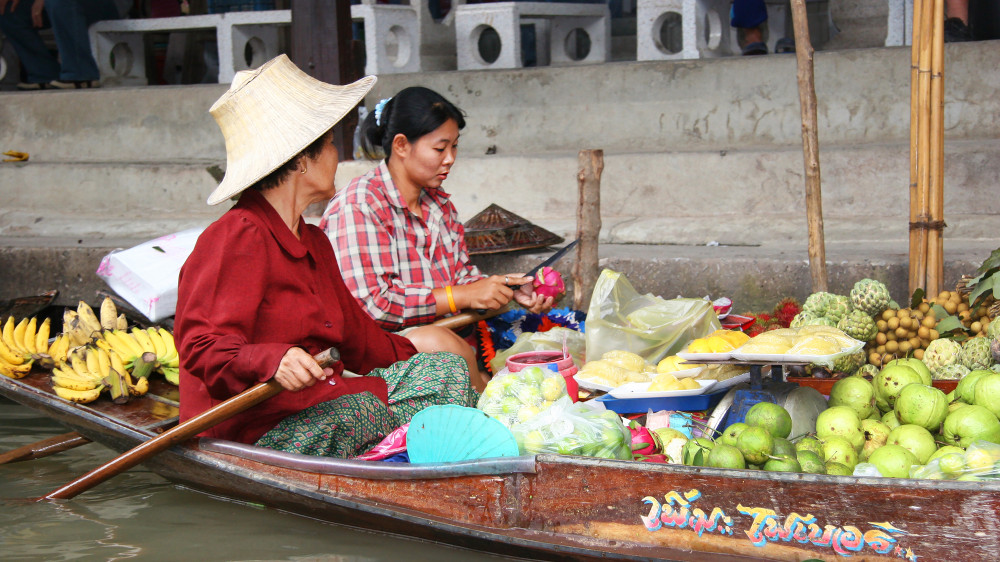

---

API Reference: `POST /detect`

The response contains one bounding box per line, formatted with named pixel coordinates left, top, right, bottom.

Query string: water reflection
left=0, top=401, right=513, bottom=561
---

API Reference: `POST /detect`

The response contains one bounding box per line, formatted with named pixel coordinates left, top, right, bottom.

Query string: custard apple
left=837, top=309, right=877, bottom=342
left=933, top=363, right=970, bottom=381
left=850, top=279, right=890, bottom=317
left=832, top=349, right=866, bottom=375
left=804, top=316, right=838, bottom=328
left=824, top=295, right=852, bottom=324
left=987, top=319, right=1000, bottom=340
left=923, top=338, right=962, bottom=376
left=803, top=292, right=836, bottom=316
left=959, top=337, right=994, bottom=371
left=790, top=311, right=819, bottom=328
left=857, top=363, right=880, bottom=378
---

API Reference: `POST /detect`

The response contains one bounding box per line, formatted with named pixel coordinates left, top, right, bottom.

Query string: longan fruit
left=887, top=331, right=898, bottom=341
left=885, top=341, right=899, bottom=353
left=913, top=349, right=924, bottom=360
left=882, top=309, right=896, bottom=321
left=876, top=332, right=888, bottom=345
left=888, top=317, right=900, bottom=330
left=945, top=301, right=958, bottom=315
left=908, top=337, right=921, bottom=349
left=939, top=291, right=952, bottom=300
left=971, top=322, right=983, bottom=334
left=920, top=338, right=930, bottom=348
left=895, top=327, right=908, bottom=339
left=899, top=317, right=912, bottom=330
left=870, top=352, right=882, bottom=366
left=918, top=326, right=930, bottom=339
left=930, top=329, right=939, bottom=340
left=959, top=310, right=972, bottom=322
left=958, top=302, right=970, bottom=313
left=877, top=320, right=889, bottom=332
left=899, top=341, right=913, bottom=354
left=922, top=316, right=936, bottom=328
left=898, top=309, right=911, bottom=320
left=918, top=302, right=930, bottom=314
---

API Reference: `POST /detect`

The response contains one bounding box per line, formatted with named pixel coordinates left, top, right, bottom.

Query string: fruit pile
left=869, top=306, right=938, bottom=365
left=477, top=366, right=568, bottom=427
left=0, top=297, right=181, bottom=405
left=513, top=404, right=632, bottom=459
left=575, top=350, right=654, bottom=388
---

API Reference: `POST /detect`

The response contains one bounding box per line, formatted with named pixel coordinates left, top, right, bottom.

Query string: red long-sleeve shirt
left=175, top=189, right=417, bottom=444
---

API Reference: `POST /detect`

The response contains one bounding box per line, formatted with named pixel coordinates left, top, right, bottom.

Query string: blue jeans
left=0, top=0, right=120, bottom=83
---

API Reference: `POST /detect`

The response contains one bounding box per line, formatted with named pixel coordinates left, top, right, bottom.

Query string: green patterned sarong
left=254, top=352, right=472, bottom=458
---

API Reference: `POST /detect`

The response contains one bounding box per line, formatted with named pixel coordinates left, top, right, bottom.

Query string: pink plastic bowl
left=506, top=350, right=579, bottom=401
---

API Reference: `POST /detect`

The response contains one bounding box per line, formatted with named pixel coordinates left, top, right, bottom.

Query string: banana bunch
left=50, top=345, right=151, bottom=404
left=99, top=326, right=179, bottom=385
left=0, top=314, right=53, bottom=378
left=63, top=298, right=126, bottom=349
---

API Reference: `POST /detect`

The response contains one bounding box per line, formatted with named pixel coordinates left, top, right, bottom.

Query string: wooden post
left=573, top=150, right=603, bottom=311
left=908, top=0, right=925, bottom=296
left=290, top=0, right=361, bottom=159
left=790, top=0, right=828, bottom=292
left=927, top=0, right=946, bottom=296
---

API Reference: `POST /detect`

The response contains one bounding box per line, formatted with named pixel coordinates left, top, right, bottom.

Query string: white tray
left=708, top=371, right=752, bottom=392
left=573, top=375, right=616, bottom=392
left=677, top=351, right=732, bottom=362
left=608, top=379, right=717, bottom=399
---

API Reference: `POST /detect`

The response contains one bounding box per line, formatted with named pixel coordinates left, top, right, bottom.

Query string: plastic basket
left=595, top=389, right=727, bottom=415
left=208, top=0, right=275, bottom=14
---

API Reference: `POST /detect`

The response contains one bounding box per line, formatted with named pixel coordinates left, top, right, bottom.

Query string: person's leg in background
left=45, top=0, right=120, bottom=86
left=731, top=0, right=768, bottom=55
left=944, top=0, right=973, bottom=42
left=0, top=0, right=60, bottom=87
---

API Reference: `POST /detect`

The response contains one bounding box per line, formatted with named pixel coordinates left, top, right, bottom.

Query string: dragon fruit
left=532, top=266, right=565, bottom=299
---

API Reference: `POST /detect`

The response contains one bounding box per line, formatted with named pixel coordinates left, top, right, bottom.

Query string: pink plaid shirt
left=320, top=161, right=485, bottom=331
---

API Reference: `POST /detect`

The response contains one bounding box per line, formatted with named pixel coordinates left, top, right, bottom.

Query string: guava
left=894, top=384, right=949, bottom=432
left=822, top=436, right=860, bottom=470
left=796, top=450, right=826, bottom=474
left=887, top=424, right=937, bottom=464
left=885, top=357, right=933, bottom=386
left=794, top=436, right=824, bottom=458
left=829, top=376, right=877, bottom=420
left=736, top=426, right=774, bottom=465
left=941, top=404, right=1000, bottom=448
left=719, top=422, right=749, bottom=447
left=771, top=437, right=796, bottom=459
left=763, top=455, right=801, bottom=473
left=682, top=437, right=715, bottom=466
left=949, top=401, right=970, bottom=413
left=867, top=444, right=918, bottom=478
left=928, top=445, right=966, bottom=462
left=956, top=370, right=992, bottom=404
left=860, top=419, right=892, bottom=461
left=815, top=406, right=865, bottom=452
left=881, top=410, right=901, bottom=430
left=937, top=453, right=967, bottom=477
left=825, top=462, right=853, bottom=476
left=744, top=402, right=792, bottom=439
left=874, top=364, right=924, bottom=411
left=973, top=374, right=1000, bottom=419
left=521, top=430, right=547, bottom=453
left=707, top=443, right=746, bottom=469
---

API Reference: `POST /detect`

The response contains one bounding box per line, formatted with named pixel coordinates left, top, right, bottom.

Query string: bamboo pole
left=790, top=0, right=828, bottom=292
left=927, top=0, right=946, bottom=296
left=573, top=149, right=602, bottom=311
left=916, top=0, right=935, bottom=294
left=908, top=0, right=925, bottom=296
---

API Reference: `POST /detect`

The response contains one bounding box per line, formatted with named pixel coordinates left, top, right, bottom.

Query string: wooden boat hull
left=2, top=371, right=998, bottom=561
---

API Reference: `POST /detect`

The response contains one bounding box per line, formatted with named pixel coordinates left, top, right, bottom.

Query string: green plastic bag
left=585, top=269, right=720, bottom=365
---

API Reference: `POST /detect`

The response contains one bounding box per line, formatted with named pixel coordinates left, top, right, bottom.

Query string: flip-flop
left=741, top=41, right=768, bottom=56
left=775, top=37, right=796, bottom=54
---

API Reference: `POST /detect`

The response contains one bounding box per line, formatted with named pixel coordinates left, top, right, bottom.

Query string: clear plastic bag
left=908, top=440, right=1000, bottom=480
left=510, top=397, right=632, bottom=460
left=489, top=327, right=585, bottom=375
left=477, top=366, right=569, bottom=428
left=585, top=269, right=721, bottom=365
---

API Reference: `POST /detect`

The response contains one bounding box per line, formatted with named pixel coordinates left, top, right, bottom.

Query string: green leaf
left=931, top=304, right=949, bottom=319
left=909, top=288, right=925, bottom=309
left=970, top=275, right=997, bottom=309
left=888, top=299, right=900, bottom=310
left=978, top=247, right=1000, bottom=274
left=935, top=316, right=964, bottom=335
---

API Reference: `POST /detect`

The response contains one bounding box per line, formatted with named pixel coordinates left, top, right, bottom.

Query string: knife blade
left=520, top=239, right=578, bottom=282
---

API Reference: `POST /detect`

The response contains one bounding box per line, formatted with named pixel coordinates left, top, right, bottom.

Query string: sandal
left=49, top=79, right=101, bottom=89
left=775, top=37, right=796, bottom=54
left=741, top=41, right=768, bottom=56
left=16, top=82, right=55, bottom=91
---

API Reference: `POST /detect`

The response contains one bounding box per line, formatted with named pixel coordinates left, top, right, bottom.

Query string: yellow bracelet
left=445, top=285, right=458, bottom=314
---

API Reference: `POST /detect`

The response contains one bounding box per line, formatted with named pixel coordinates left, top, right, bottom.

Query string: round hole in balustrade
left=564, top=28, right=591, bottom=61
left=386, top=25, right=412, bottom=68
left=109, top=42, right=134, bottom=76
left=654, top=11, right=683, bottom=55
left=703, top=9, right=722, bottom=50
left=244, top=37, right=268, bottom=69
left=474, top=25, right=501, bottom=64
left=0, top=56, right=7, bottom=82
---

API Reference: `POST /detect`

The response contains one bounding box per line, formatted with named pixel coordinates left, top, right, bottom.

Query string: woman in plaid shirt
left=321, top=88, right=554, bottom=386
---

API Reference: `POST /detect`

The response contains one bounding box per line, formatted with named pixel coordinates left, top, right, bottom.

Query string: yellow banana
left=157, top=328, right=179, bottom=368
left=131, top=327, right=156, bottom=354
left=112, top=330, right=144, bottom=359
left=2, top=316, right=17, bottom=352
left=85, top=347, right=102, bottom=379
left=53, top=385, right=102, bottom=404
left=22, top=317, right=38, bottom=354
left=110, top=351, right=129, bottom=379
left=96, top=347, right=112, bottom=381
left=46, top=334, right=70, bottom=365
left=129, top=374, right=149, bottom=396
left=146, top=327, right=167, bottom=359
left=77, top=301, right=103, bottom=338
left=162, top=366, right=179, bottom=385
left=0, top=358, right=31, bottom=379
left=117, top=313, right=128, bottom=331
left=34, top=317, right=51, bottom=356
left=52, top=373, right=101, bottom=391
left=12, top=317, right=29, bottom=353
left=100, top=296, right=118, bottom=331
left=0, top=334, right=26, bottom=366
left=69, top=354, right=97, bottom=381
left=52, top=365, right=95, bottom=381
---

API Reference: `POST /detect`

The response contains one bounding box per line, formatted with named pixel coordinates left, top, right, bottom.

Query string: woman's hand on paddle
left=272, top=347, right=334, bottom=391
left=513, top=283, right=555, bottom=315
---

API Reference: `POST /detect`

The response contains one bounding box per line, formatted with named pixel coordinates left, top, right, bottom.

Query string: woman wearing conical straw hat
left=174, top=55, right=474, bottom=459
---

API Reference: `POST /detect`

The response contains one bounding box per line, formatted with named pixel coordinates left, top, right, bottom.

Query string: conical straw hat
left=463, top=204, right=564, bottom=255
left=207, top=54, right=376, bottom=205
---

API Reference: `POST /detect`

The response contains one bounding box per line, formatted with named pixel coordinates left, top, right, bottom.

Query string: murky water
left=0, top=400, right=515, bottom=561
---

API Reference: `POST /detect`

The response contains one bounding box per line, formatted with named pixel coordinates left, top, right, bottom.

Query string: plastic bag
left=510, top=397, right=632, bottom=460
left=355, top=423, right=410, bottom=461
left=908, top=440, right=1000, bottom=480
left=490, top=326, right=586, bottom=375
left=477, top=366, right=569, bottom=428
left=586, top=269, right=721, bottom=364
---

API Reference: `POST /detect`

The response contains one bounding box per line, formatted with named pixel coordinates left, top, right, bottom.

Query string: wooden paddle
left=40, top=347, right=341, bottom=501
left=0, top=432, right=92, bottom=465
left=432, top=306, right=508, bottom=331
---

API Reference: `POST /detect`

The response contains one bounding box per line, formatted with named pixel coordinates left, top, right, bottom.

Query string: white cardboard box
left=96, top=228, right=204, bottom=322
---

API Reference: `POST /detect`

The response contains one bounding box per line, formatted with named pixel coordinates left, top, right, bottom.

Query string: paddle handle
left=42, top=347, right=341, bottom=501
left=0, top=432, right=91, bottom=465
